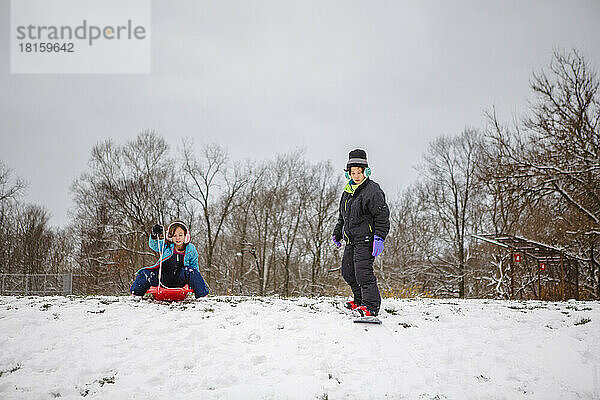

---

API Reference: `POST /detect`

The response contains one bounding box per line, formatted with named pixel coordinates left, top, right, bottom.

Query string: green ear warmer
left=345, top=167, right=371, bottom=180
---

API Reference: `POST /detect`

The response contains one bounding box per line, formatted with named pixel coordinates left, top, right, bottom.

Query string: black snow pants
left=341, top=240, right=381, bottom=314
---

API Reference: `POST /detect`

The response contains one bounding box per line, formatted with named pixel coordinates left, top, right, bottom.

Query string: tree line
left=1, top=48, right=599, bottom=300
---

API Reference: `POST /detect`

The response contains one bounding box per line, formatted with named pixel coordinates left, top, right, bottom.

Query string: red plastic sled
left=147, top=285, right=194, bottom=301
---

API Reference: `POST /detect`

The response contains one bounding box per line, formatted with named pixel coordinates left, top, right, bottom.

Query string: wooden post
left=510, top=251, right=515, bottom=300
left=575, top=260, right=579, bottom=301
left=592, top=242, right=598, bottom=299
left=230, top=256, right=236, bottom=295
left=538, top=261, right=542, bottom=300
left=560, top=253, right=565, bottom=301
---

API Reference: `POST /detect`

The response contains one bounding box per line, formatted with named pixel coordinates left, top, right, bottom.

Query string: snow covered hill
left=0, top=296, right=598, bottom=399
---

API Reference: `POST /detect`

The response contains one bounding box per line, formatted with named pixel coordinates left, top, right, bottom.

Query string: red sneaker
left=344, top=301, right=359, bottom=310
left=355, top=305, right=377, bottom=317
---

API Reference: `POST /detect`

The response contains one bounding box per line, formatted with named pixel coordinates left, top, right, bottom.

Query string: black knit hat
left=345, top=149, right=368, bottom=171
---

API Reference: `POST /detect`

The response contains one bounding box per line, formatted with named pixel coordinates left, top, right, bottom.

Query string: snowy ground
left=0, top=296, right=599, bottom=400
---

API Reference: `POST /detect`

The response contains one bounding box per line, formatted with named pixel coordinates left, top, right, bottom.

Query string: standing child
left=332, top=149, right=390, bottom=317
left=130, top=220, right=209, bottom=299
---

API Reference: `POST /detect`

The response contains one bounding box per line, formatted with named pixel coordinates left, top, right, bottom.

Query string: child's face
left=350, top=167, right=365, bottom=184
left=171, top=226, right=186, bottom=246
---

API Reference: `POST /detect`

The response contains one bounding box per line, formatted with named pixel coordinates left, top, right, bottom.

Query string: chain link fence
left=0, top=273, right=73, bottom=295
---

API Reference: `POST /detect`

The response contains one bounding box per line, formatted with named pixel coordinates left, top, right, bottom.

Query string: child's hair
left=166, top=220, right=190, bottom=246
left=346, top=166, right=365, bottom=173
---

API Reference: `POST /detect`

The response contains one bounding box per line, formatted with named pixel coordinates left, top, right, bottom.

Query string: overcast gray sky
left=1, top=0, right=600, bottom=227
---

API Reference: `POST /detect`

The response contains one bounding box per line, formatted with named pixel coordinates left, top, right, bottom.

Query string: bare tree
left=182, top=142, right=246, bottom=287
left=486, top=49, right=600, bottom=299
left=249, top=155, right=287, bottom=295
left=0, top=161, right=27, bottom=274
left=225, top=160, right=267, bottom=295
left=300, top=161, right=341, bottom=295
left=14, top=204, right=53, bottom=275
left=0, top=161, right=26, bottom=203
left=418, top=128, right=485, bottom=298
left=272, top=153, right=319, bottom=296
left=489, top=49, right=600, bottom=230
left=385, top=186, right=441, bottom=295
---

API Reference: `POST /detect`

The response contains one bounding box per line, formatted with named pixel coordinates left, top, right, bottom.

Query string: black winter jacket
left=333, top=178, right=390, bottom=245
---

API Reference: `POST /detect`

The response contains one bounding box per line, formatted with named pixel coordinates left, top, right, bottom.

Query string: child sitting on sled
left=130, top=220, right=209, bottom=299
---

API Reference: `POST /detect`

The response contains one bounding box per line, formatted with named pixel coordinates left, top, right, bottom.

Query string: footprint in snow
left=251, top=355, right=267, bottom=365
left=245, top=332, right=261, bottom=344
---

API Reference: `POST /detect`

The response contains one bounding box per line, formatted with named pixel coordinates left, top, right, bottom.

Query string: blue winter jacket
left=135, top=237, right=200, bottom=274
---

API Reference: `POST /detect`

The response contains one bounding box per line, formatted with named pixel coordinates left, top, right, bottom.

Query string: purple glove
left=372, top=235, right=384, bottom=257
left=332, top=235, right=342, bottom=248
